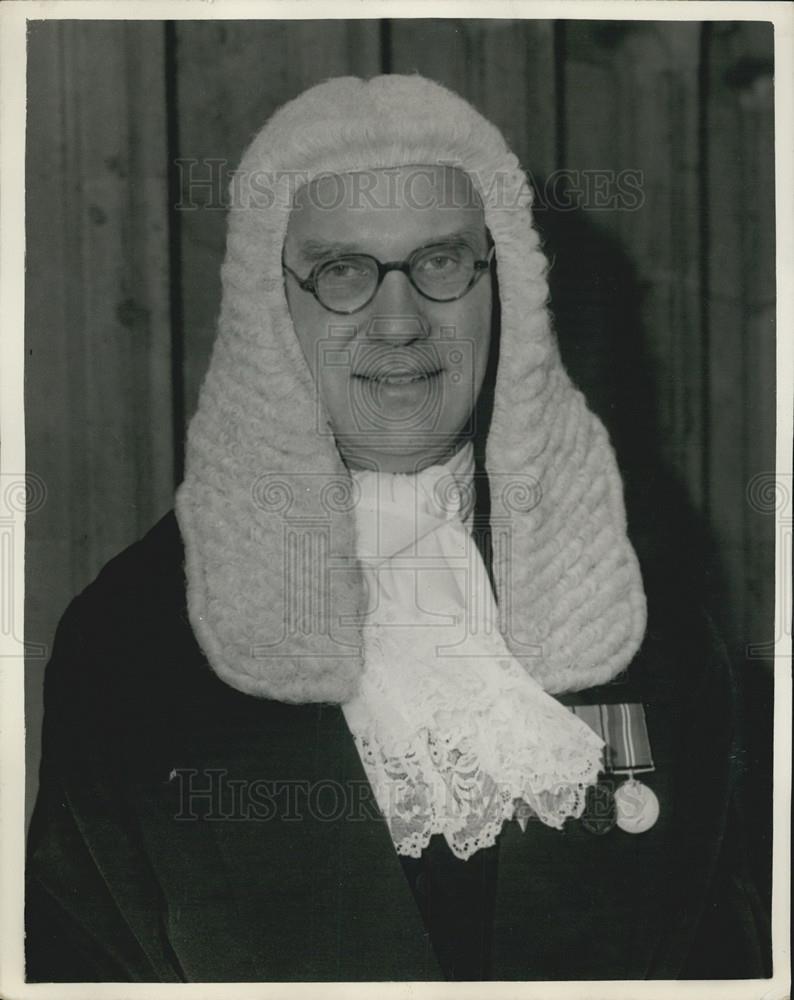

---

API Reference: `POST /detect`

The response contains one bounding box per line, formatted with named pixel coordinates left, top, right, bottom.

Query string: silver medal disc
left=614, top=779, right=660, bottom=834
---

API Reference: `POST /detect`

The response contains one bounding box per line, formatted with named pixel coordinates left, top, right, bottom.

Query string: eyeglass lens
left=316, top=243, right=479, bottom=312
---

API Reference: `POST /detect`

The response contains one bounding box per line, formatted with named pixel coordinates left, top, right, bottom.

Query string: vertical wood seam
left=553, top=20, right=567, bottom=174
left=165, top=21, right=185, bottom=487
left=380, top=19, right=392, bottom=75
left=739, top=105, right=752, bottom=643
left=698, top=22, right=712, bottom=522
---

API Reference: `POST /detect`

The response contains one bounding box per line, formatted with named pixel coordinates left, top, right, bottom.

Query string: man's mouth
left=353, top=369, right=443, bottom=385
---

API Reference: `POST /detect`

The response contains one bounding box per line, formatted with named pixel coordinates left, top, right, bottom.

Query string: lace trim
left=345, top=622, right=604, bottom=860
left=342, top=445, right=605, bottom=861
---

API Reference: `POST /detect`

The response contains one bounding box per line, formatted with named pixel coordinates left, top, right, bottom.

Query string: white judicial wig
left=175, top=74, right=647, bottom=705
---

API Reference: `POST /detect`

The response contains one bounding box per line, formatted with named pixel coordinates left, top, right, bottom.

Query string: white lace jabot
left=341, top=444, right=605, bottom=860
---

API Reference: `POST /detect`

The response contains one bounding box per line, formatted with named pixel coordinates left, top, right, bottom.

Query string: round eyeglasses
left=282, top=241, right=496, bottom=315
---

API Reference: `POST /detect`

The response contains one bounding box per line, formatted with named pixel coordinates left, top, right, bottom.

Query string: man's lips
left=351, top=344, right=445, bottom=385
left=352, top=369, right=443, bottom=385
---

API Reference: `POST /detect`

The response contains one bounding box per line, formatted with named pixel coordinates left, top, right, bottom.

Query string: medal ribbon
left=569, top=703, right=655, bottom=776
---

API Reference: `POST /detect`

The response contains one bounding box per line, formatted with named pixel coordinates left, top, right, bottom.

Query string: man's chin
left=336, top=434, right=464, bottom=474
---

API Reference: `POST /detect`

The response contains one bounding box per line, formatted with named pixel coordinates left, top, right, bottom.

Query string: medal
left=580, top=780, right=617, bottom=835
left=570, top=702, right=659, bottom=834
left=614, top=778, right=660, bottom=834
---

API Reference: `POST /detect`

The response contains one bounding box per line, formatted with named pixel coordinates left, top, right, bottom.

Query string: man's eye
left=324, top=261, right=368, bottom=280
left=419, top=253, right=460, bottom=273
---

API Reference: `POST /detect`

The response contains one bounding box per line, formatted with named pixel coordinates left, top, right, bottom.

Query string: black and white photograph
left=0, top=1, right=790, bottom=993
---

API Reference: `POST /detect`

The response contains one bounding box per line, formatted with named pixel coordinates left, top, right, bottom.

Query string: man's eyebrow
left=295, top=226, right=490, bottom=263
left=436, top=226, right=490, bottom=251
left=296, top=238, right=363, bottom=262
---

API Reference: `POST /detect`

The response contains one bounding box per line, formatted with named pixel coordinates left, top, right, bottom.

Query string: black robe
left=25, top=511, right=771, bottom=981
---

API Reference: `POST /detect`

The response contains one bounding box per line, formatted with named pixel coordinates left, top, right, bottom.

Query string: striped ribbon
left=569, top=703, right=655, bottom=775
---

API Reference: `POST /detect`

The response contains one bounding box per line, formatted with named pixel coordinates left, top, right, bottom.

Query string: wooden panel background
left=25, top=19, right=776, bottom=903
left=25, top=19, right=175, bottom=827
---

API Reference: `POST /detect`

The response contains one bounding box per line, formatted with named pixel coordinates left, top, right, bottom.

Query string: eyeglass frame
left=282, top=240, right=496, bottom=316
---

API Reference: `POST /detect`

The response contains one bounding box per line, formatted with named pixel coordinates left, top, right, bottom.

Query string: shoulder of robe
left=556, top=559, right=737, bottom=723
left=42, top=512, right=315, bottom=749
left=77, top=508, right=187, bottom=627
left=42, top=511, right=206, bottom=728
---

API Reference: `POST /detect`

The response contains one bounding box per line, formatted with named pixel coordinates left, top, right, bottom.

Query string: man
left=25, top=74, right=769, bottom=982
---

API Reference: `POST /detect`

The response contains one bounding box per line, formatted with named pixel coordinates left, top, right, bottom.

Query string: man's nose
left=365, top=271, right=429, bottom=344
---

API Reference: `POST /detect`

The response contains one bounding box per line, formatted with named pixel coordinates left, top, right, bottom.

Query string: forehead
left=284, top=165, right=486, bottom=258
